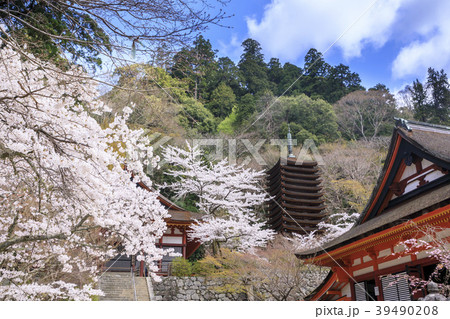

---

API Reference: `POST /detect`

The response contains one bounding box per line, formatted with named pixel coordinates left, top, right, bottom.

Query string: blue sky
left=201, top=0, right=450, bottom=93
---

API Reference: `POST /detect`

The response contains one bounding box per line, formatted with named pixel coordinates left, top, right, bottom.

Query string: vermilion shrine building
left=104, top=183, right=202, bottom=276
left=297, top=119, right=450, bottom=301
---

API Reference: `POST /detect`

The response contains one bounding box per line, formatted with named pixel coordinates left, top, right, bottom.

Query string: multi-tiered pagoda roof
left=266, top=157, right=326, bottom=234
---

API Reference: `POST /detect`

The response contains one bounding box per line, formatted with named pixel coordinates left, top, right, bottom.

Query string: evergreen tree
left=301, top=48, right=331, bottom=100
left=171, top=35, right=217, bottom=100
left=235, top=93, right=257, bottom=127
left=426, top=68, right=450, bottom=124
left=408, top=68, right=449, bottom=125
left=238, top=38, right=270, bottom=95
left=408, top=80, right=429, bottom=122
left=211, top=57, right=242, bottom=97
left=369, top=83, right=390, bottom=92
left=206, top=82, right=236, bottom=118
left=278, top=62, right=303, bottom=96
left=268, top=58, right=284, bottom=93
left=303, top=48, right=330, bottom=78
left=325, top=64, right=364, bottom=103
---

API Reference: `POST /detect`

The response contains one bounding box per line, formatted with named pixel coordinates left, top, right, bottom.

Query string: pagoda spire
left=287, top=124, right=295, bottom=158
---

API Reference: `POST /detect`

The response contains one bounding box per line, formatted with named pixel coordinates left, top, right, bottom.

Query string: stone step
left=99, top=272, right=150, bottom=301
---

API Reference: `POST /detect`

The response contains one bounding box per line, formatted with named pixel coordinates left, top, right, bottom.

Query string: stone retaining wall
left=152, top=276, right=247, bottom=301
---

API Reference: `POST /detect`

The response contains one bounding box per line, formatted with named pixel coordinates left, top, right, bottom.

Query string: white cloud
left=247, top=0, right=450, bottom=79
left=247, top=0, right=402, bottom=60
left=391, top=0, right=450, bottom=78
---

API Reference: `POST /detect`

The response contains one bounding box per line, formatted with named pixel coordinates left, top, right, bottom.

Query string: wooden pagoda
left=266, top=128, right=326, bottom=234
left=297, top=119, right=450, bottom=301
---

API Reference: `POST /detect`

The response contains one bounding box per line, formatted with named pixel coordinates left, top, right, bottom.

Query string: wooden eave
left=267, top=206, right=327, bottom=219
left=304, top=272, right=337, bottom=301
left=276, top=223, right=319, bottom=232
left=280, top=169, right=321, bottom=180
left=356, top=124, right=450, bottom=226
left=281, top=194, right=325, bottom=205
left=269, top=218, right=320, bottom=232
left=285, top=158, right=318, bottom=167
left=280, top=164, right=319, bottom=174
left=281, top=181, right=323, bottom=192
left=283, top=189, right=324, bottom=198
left=269, top=213, right=323, bottom=226
left=282, top=202, right=326, bottom=211
left=282, top=176, right=322, bottom=185
left=298, top=202, right=450, bottom=266
left=268, top=198, right=324, bottom=212
left=266, top=159, right=281, bottom=175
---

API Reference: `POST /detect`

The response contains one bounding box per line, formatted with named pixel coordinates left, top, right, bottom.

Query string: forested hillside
left=104, top=36, right=449, bottom=144
left=102, top=36, right=449, bottom=223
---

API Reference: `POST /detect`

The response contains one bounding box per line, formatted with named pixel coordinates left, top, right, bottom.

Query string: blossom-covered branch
left=0, top=44, right=168, bottom=300
left=161, top=143, right=274, bottom=253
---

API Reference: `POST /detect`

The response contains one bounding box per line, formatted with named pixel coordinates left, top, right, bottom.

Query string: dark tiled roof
left=167, top=209, right=204, bottom=222
left=297, top=183, right=450, bottom=258
left=401, top=121, right=450, bottom=162
left=297, top=119, right=450, bottom=259
left=266, top=157, right=325, bottom=234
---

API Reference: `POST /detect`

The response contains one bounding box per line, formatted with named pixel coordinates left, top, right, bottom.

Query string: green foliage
left=277, top=62, right=303, bottom=96
left=296, top=128, right=320, bottom=145
left=235, top=93, right=256, bottom=127
left=171, top=35, right=218, bottom=100
left=410, top=80, right=429, bottom=122
left=191, top=250, right=249, bottom=294
left=0, top=1, right=110, bottom=69
left=102, top=64, right=188, bottom=135
left=238, top=38, right=270, bottom=95
left=217, top=107, right=238, bottom=135
left=276, top=95, right=340, bottom=144
left=206, top=82, right=236, bottom=118
left=114, top=64, right=188, bottom=101
left=409, top=68, right=450, bottom=125
left=179, top=97, right=217, bottom=134
left=188, top=244, right=206, bottom=263
left=329, top=179, right=370, bottom=216
left=171, top=257, right=193, bottom=277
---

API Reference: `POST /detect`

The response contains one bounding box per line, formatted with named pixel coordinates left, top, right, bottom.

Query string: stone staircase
left=99, top=272, right=151, bottom=301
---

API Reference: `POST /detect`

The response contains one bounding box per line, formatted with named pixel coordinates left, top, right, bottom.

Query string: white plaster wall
left=378, top=256, right=411, bottom=270
left=353, top=266, right=374, bottom=277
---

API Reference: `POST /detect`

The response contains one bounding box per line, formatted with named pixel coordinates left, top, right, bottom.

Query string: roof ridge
left=395, top=117, right=450, bottom=132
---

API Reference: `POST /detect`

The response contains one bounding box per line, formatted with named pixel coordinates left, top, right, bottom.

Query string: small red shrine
left=297, top=119, right=450, bottom=301
left=104, top=182, right=202, bottom=276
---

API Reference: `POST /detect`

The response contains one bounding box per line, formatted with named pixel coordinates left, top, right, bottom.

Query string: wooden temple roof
left=137, top=181, right=203, bottom=225
left=297, top=119, right=450, bottom=261
left=266, top=157, right=326, bottom=234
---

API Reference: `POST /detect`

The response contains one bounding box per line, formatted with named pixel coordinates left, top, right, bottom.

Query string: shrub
left=170, top=257, right=193, bottom=277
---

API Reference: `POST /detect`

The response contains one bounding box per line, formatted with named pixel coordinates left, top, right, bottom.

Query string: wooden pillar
left=182, top=227, right=187, bottom=258
left=140, top=260, right=144, bottom=277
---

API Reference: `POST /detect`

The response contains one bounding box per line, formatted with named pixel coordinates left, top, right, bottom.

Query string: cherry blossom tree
left=393, top=225, right=450, bottom=297
left=291, top=211, right=361, bottom=253
left=0, top=44, right=169, bottom=300
left=161, top=143, right=274, bottom=254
